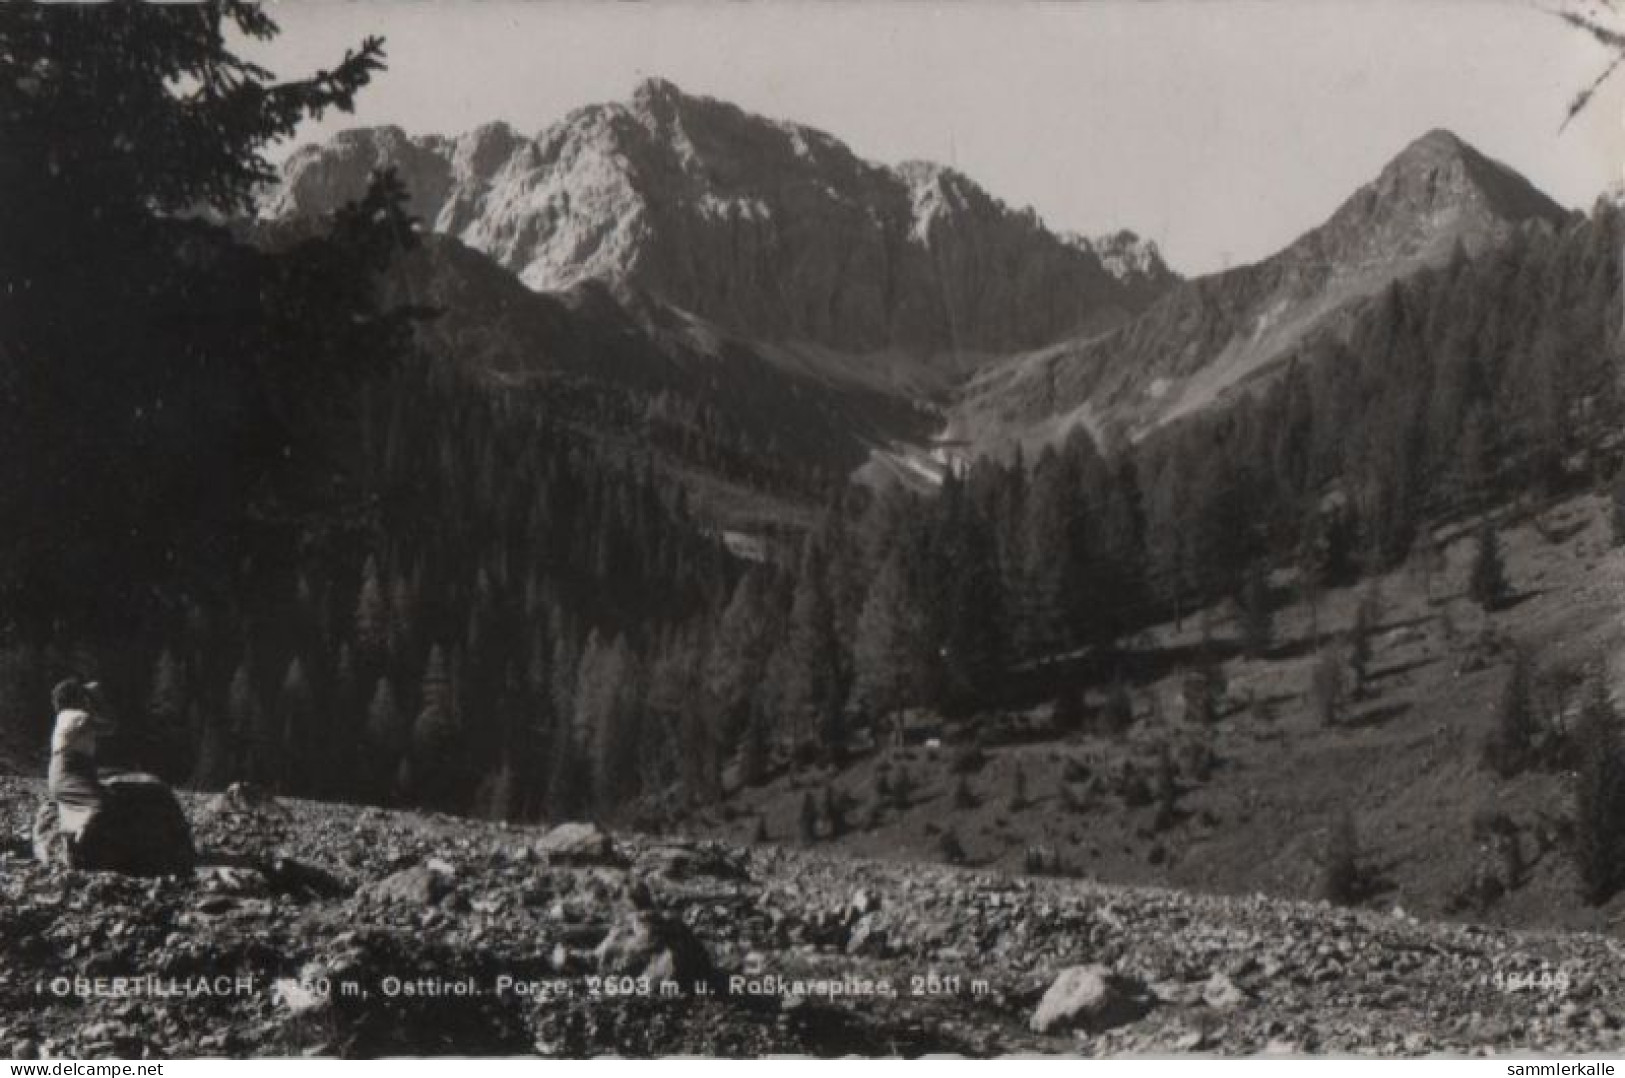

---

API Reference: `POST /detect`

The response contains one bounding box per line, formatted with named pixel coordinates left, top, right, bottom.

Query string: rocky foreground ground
left=1, top=774, right=1623, bottom=1059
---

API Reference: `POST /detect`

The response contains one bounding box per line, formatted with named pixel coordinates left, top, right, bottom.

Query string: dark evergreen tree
left=1483, top=647, right=1537, bottom=778
left=940, top=495, right=1007, bottom=714
left=364, top=676, right=404, bottom=802
left=354, top=555, right=389, bottom=670
left=1152, top=744, right=1179, bottom=832
left=274, top=656, right=315, bottom=791
left=1101, top=678, right=1135, bottom=736
left=1181, top=655, right=1226, bottom=725
left=1311, top=645, right=1347, bottom=726
left=799, top=790, right=819, bottom=845
left=1572, top=673, right=1625, bottom=905
left=1349, top=582, right=1382, bottom=692
left=852, top=549, right=928, bottom=745
left=0, top=3, right=401, bottom=634
left=1240, top=562, right=1273, bottom=658
left=1051, top=681, right=1085, bottom=736
left=224, top=661, right=261, bottom=783
left=411, top=644, right=461, bottom=808
left=1612, top=473, right=1625, bottom=548
left=738, top=712, right=768, bottom=788
left=784, top=543, right=845, bottom=761
left=1021, top=449, right=1086, bottom=656
left=822, top=785, right=847, bottom=839
left=146, top=648, right=191, bottom=782
left=705, top=571, right=774, bottom=743
left=1321, top=810, right=1366, bottom=906
left=1469, top=518, right=1510, bottom=612
left=1009, top=763, right=1028, bottom=810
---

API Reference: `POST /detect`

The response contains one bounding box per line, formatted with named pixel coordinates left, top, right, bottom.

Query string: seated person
left=47, top=677, right=110, bottom=846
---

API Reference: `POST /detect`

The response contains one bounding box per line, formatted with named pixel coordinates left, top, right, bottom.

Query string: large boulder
left=33, top=773, right=195, bottom=876
left=203, top=781, right=289, bottom=820
left=264, top=856, right=352, bottom=900
left=1201, top=971, right=1251, bottom=1011
left=594, top=910, right=715, bottom=991
left=31, top=802, right=68, bottom=867
left=1030, top=964, right=1154, bottom=1035
left=360, top=863, right=453, bottom=907
left=536, top=821, right=622, bottom=867
left=640, top=841, right=748, bottom=882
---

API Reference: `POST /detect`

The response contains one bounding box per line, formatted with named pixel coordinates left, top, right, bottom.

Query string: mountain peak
left=1394, top=127, right=1470, bottom=163
left=1367, top=127, right=1565, bottom=230
left=630, top=76, right=689, bottom=111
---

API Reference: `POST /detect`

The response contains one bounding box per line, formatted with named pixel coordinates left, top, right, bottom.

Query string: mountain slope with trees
left=950, top=129, right=1574, bottom=454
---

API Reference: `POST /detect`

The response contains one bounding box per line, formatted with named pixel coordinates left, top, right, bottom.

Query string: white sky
left=247, top=0, right=1625, bottom=276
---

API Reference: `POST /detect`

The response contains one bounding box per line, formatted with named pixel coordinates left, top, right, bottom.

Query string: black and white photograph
left=4, top=0, right=1625, bottom=1062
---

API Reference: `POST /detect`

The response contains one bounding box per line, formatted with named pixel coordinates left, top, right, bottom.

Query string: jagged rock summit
left=1295, top=127, right=1567, bottom=278
left=265, top=78, right=1175, bottom=355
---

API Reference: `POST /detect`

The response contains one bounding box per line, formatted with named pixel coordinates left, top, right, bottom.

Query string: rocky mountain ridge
left=265, top=78, right=1175, bottom=360
left=948, top=128, right=1573, bottom=453
left=269, top=92, right=1576, bottom=488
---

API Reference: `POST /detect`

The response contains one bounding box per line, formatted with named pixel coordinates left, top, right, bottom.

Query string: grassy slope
left=698, top=490, right=1625, bottom=935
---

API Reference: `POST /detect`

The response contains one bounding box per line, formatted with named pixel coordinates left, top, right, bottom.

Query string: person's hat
left=51, top=677, right=91, bottom=712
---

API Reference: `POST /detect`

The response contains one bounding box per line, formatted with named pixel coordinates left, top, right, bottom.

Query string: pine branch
left=1556, top=6, right=1625, bottom=131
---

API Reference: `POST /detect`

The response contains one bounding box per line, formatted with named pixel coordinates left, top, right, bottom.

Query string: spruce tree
left=852, top=550, right=928, bottom=743
left=275, top=657, right=315, bottom=792
left=1152, top=744, right=1179, bottom=832
left=1021, top=452, right=1085, bottom=657
left=1311, top=645, right=1347, bottom=726
left=191, top=711, right=233, bottom=791
left=365, top=677, right=404, bottom=801
left=0, top=4, right=397, bottom=631
left=705, top=571, right=773, bottom=742
left=224, top=661, right=261, bottom=782
left=1102, top=677, right=1135, bottom=736
left=822, top=785, right=847, bottom=839
left=1051, top=681, right=1085, bottom=736
left=785, top=545, right=845, bottom=762
left=738, top=712, right=768, bottom=788
left=1572, top=674, right=1625, bottom=905
left=1611, top=475, right=1625, bottom=548
left=146, top=648, right=191, bottom=782
left=546, top=719, right=590, bottom=822
left=1483, top=647, right=1537, bottom=778
left=354, top=555, right=389, bottom=669
left=942, top=510, right=1007, bottom=714
left=1469, top=518, right=1509, bottom=612
left=332, top=643, right=360, bottom=728
left=799, top=791, right=819, bottom=845
left=1321, top=810, right=1366, bottom=906
left=1181, top=656, right=1225, bottom=725
left=1349, top=582, right=1381, bottom=691
left=573, top=632, right=643, bottom=813
left=412, top=644, right=461, bottom=808
left=1241, top=562, right=1273, bottom=658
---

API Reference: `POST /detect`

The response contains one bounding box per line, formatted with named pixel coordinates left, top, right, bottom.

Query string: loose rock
left=537, top=822, right=622, bottom=867
left=1030, top=965, right=1154, bottom=1035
